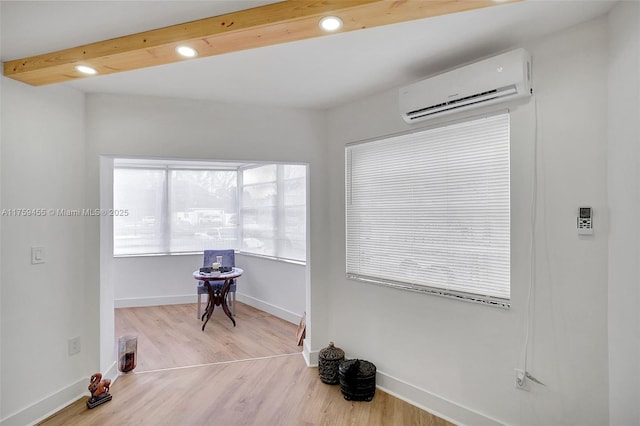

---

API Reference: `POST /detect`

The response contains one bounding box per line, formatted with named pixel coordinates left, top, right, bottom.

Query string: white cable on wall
left=521, top=96, right=539, bottom=373
left=518, top=95, right=546, bottom=388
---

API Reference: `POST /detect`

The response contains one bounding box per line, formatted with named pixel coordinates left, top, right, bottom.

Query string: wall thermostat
left=577, top=207, right=593, bottom=235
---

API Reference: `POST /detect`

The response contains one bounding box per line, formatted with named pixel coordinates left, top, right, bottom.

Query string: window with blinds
left=113, top=159, right=307, bottom=263
left=345, top=113, right=510, bottom=307
left=240, top=164, right=307, bottom=262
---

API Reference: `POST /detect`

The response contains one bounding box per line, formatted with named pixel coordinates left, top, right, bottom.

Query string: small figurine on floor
left=86, top=373, right=112, bottom=409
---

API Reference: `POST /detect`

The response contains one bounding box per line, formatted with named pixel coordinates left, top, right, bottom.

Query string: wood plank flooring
left=114, top=302, right=301, bottom=371
left=38, top=303, right=453, bottom=426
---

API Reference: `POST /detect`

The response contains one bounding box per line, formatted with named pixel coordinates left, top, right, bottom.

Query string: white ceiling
left=0, top=0, right=617, bottom=109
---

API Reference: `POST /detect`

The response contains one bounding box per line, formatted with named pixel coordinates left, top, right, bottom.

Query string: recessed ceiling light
left=176, top=45, right=198, bottom=58
left=319, top=16, right=343, bottom=32
left=75, top=65, right=97, bottom=75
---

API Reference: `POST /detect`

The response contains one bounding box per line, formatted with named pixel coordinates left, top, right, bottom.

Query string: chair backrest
left=203, top=249, right=235, bottom=268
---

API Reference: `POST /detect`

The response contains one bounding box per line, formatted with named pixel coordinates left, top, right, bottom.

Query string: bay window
left=113, top=159, right=306, bottom=263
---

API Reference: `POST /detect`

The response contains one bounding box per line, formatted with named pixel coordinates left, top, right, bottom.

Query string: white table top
left=193, top=267, right=243, bottom=280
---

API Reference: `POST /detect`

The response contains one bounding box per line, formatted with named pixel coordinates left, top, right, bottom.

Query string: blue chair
left=197, top=249, right=237, bottom=319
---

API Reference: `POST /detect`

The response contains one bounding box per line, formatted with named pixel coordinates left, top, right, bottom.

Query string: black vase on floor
left=338, top=359, right=376, bottom=401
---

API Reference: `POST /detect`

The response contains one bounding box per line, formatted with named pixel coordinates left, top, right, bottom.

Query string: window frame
left=345, top=112, right=511, bottom=308
left=112, top=159, right=307, bottom=264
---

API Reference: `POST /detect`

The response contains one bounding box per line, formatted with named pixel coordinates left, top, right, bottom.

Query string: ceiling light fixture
left=319, top=16, right=343, bottom=32
left=75, top=65, right=98, bottom=75
left=176, top=45, right=198, bottom=58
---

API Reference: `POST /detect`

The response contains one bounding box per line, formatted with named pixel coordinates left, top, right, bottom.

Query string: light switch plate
left=31, top=247, right=45, bottom=264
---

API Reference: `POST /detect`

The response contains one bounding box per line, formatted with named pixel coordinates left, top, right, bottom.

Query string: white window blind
left=113, top=166, right=238, bottom=255
left=113, top=159, right=306, bottom=262
left=346, top=113, right=510, bottom=306
left=114, top=167, right=167, bottom=255
left=169, top=169, right=238, bottom=253
left=240, top=164, right=307, bottom=262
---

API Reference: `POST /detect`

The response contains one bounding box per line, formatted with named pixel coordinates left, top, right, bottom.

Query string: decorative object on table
left=86, top=372, right=112, bottom=409
left=296, top=312, right=306, bottom=347
left=318, top=341, right=345, bottom=385
left=212, top=255, right=222, bottom=270
left=118, top=334, right=137, bottom=373
left=338, top=359, right=377, bottom=401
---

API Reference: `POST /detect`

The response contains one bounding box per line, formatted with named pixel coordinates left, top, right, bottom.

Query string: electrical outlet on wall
left=515, top=368, right=528, bottom=390
left=68, top=336, right=81, bottom=356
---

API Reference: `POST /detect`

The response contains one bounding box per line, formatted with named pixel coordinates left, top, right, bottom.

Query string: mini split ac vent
left=399, top=49, right=532, bottom=123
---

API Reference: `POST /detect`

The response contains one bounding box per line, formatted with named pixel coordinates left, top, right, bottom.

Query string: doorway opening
left=99, top=156, right=310, bottom=375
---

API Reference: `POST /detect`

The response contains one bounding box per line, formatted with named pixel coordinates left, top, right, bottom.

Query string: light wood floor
left=38, top=303, right=453, bottom=426
left=114, top=302, right=301, bottom=371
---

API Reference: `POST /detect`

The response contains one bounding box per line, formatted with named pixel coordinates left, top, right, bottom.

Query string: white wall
left=0, top=65, right=3, bottom=426
left=326, top=17, right=609, bottom=426
left=0, top=78, right=89, bottom=424
left=607, top=2, right=640, bottom=425
left=233, top=254, right=306, bottom=323
left=85, top=93, right=329, bottom=368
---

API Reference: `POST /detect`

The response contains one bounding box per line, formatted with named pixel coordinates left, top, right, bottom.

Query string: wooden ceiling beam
left=3, top=0, right=517, bottom=86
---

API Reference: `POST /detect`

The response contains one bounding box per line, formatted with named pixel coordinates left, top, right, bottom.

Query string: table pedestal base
left=201, top=279, right=236, bottom=331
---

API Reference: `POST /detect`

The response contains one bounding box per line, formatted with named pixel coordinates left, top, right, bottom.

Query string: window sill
left=347, top=274, right=510, bottom=309
left=114, top=250, right=306, bottom=266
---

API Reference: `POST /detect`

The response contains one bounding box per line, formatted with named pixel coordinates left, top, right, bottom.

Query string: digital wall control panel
left=577, top=207, right=593, bottom=235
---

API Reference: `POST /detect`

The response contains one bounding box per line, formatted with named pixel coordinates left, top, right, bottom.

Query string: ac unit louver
left=399, top=48, right=532, bottom=123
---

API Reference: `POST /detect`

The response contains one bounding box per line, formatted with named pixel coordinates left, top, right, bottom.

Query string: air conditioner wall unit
left=399, top=48, right=532, bottom=123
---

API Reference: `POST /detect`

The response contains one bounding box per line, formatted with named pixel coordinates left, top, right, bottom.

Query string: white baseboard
left=298, top=348, right=494, bottom=425
left=114, top=294, right=195, bottom=308
left=1, top=364, right=122, bottom=426
left=302, top=339, right=319, bottom=367
left=236, top=293, right=301, bottom=325
left=376, top=371, right=505, bottom=426
left=104, top=360, right=119, bottom=384
left=114, top=293, right=301, bottom=326
left=113, top=293, right=302, bottom=330
left=1, top=377, right=87, bottom=426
